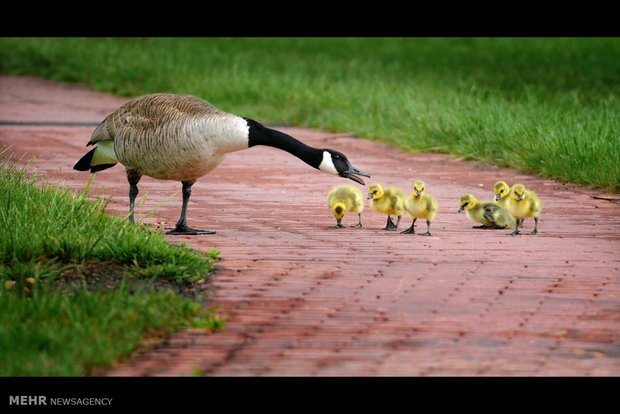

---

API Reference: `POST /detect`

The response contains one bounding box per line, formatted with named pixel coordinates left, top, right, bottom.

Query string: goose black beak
left=342, top=164, right=370, bottom=186
left=495, top=194, right=501, bottom=201
left=457, top=206, right=465, bottom=212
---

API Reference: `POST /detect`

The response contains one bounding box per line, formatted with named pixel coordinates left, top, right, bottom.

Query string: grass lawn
left=1, top=37, right=618, bottom=192
left=0, top=153, right=223, bottom=376
left=0, top=37, right=617, bottom=375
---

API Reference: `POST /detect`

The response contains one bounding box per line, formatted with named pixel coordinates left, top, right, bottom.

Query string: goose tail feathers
left=73, top=141, right=118, bottom=173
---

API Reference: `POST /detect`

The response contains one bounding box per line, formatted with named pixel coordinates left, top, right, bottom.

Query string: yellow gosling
left=367, top=183, right=405, bottom=231
left=458, top=193, right=516, bottom=229
left=506, top=183, right=542, bottom=236
left=327, top=184, right=364, bottom=228
left=494, top=181, right=511, bottom=208
left=401, top=180, right=438, bottom=236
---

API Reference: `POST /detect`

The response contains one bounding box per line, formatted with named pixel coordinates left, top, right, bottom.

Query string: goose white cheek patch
left=319, top=151, right=339, bottom=175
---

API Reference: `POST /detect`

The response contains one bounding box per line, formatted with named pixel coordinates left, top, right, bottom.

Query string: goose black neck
left=245, top=118, right=322, bottom=169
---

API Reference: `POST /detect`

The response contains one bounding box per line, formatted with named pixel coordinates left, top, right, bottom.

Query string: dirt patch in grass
left=52, top=261, right=213, bottom=304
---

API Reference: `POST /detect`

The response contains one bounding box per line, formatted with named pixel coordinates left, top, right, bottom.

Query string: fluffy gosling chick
left=327, top=184, right=364, bottom=228
left=458, top=193, right=516, bottom=229
left=506, top=183, right=542, bottom=236
left=401, top=180, right=438, bottom=236
left=494, top=181, right=511, bottom=208
left=367, top=183, right=405, bottom=230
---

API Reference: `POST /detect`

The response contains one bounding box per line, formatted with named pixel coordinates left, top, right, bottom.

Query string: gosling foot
left=384, top=216, right=399, bottom=231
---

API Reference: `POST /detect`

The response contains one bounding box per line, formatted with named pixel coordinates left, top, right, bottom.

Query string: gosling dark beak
left=342, top=164, right=370, bottom=186
left=367, top=193, right=374, bottom=200
left=517, top=194, right=524, bottom=201
left=457, top=206, right=465, bottom=212
left=495, top=194, right=501, bottom=201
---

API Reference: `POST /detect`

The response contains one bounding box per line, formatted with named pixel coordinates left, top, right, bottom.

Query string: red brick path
left=1, top=75, right=618, bottom=376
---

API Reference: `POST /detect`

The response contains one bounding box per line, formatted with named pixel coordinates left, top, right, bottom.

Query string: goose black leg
left=126, top=169, right=142, bottom=224
left=400, top=218, right=417, bottom=234
left=167, top=180, right=216, bottom=235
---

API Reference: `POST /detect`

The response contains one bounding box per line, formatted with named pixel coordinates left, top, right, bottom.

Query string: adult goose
left=74, top=93, right=370, bottom=235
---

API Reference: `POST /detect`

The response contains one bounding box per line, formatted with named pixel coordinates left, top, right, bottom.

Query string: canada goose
left=327, top=184, right=364, bottom=228
left=506, top=183, right=542, bottom=236
left=401, top=180, right=438, bottom=236
left=494, top=181, right=510, bottom=208
left=458, top=193, right=515, bottom=229
left=74, top=94, right=370, bottom=235
left=367, top=183, right=405, bottom=230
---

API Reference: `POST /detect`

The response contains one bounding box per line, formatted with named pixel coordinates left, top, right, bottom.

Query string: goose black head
left=318, top=149, right=370, bottom=186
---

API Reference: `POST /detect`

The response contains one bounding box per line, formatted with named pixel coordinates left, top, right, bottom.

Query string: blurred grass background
left=0, top=37, right=618, bottom=192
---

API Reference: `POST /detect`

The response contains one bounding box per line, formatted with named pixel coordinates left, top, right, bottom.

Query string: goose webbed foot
left=350, top=223, right=363, bottom=228
left=420, top=230, right=432, bottom=236
left=508, top=229, right=521, bottom=236
left=166, top=224, right=216, bottom=235
left=400, top=225, right=415, bottom=234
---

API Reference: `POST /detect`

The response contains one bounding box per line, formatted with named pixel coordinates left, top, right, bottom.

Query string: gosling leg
left=350, top=214, right=363, bottom=228
left=400, top=218, right=417, bottom=234
left=529, top=217, right=538, bottom=235
left=420, top=220, right=432, bottom=236
left=509, top=219, right=523, bottom=236
left=167, top=180, right=216, bottom=235
left=385, top=215, right=401, bottom=231
left=330, top=219, right=344, bottom=229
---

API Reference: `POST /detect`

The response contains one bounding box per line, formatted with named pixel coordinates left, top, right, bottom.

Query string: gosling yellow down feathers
left=494, top=181, right=510, bottom=208
left=506, top=183, right=542, bottom=236
left=401, top=180, right=438, bottom=236
left=367, top=183, right=405, bottom=230
left=458, top=193, right=516, bottom=229
left=327, top=184, right=364, bottom=228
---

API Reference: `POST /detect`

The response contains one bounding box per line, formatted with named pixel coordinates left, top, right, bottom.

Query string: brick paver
left=1, top=75, right=618, bottom=376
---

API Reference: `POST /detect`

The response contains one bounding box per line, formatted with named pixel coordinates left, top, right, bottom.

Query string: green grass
left=0, top=154, right=222, bottom=376
left=1, top=37, right=618, bottom=191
